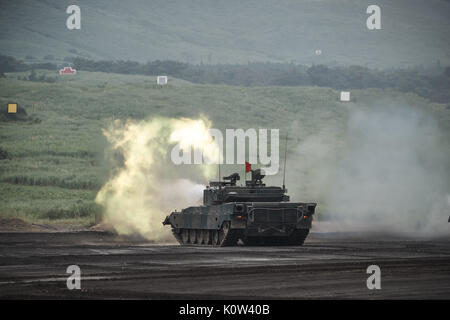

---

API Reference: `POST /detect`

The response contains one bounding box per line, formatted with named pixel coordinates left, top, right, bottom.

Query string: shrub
left=39, top=202, right=102, bottom=220
left=0, top=147, right=9, bottom=160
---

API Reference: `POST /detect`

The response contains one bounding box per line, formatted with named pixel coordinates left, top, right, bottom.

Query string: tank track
left=171, top=228, right=184, bottom=245
left=288, top=228, right=310, bottom=245
left=172, top=224, right=244, bottom=247
left=172, top=227, right=309, bottom=247
left=243, top=229, right=310, bottom=246
left=220, top=228, right=244, bottom=246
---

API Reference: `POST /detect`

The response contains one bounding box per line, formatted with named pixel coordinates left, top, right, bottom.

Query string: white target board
left=340, top=91, right=351, bottom=101
left=157, top=76, right=168, bottom=85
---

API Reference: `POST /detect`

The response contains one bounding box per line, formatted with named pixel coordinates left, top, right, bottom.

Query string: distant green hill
left=1, top=0, right=449, bottom=68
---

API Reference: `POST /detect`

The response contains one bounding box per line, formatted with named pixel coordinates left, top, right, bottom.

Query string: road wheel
left=212, top=230, right=220, bottom=246
left=202, top=230, right=211, bottom=245
left=181, top=229, right=189, bottom=244
left=219, top=221, right=230, bottom=243
left=195, top=229, right=203, bottom=244
left=189, top=229, right=197, bottom=244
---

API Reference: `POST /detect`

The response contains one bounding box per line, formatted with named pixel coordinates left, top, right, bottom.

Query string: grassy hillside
left=1, top=70, right=449, bottom=225
left=1, top=0, right=449, bottom=68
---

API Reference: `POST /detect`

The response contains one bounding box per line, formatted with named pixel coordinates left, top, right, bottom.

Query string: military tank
left=163, top=169, right=316, bottom=246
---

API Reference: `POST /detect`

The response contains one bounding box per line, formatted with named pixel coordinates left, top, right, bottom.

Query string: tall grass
left=0, top=71, right=449, bottom=222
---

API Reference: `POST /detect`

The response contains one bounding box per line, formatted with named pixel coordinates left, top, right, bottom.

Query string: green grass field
left=1, top=70, right=449, bottom=225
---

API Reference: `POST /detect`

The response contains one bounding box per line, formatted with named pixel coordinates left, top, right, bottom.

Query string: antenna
left=282, top=134, right=288, bottom=191
left=218, top=151, right=221, bottom=185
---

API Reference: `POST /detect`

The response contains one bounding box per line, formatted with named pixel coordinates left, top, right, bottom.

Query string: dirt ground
left=0, top=218, right=97, bottom=232
left=0, top=231, right=449, bottom=299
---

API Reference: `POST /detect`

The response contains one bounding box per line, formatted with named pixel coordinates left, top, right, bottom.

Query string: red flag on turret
left=245, top=161, right=252, bottom=173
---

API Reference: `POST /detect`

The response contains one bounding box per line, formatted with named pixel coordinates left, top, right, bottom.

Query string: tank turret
left=204, top=170, right=289, bottom=205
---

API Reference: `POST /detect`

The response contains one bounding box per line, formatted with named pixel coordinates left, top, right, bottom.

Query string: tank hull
left=163, top=202, right=316, bottom=246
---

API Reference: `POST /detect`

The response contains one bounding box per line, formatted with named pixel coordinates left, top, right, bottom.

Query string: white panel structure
left=340, top=91, right=351, bottom=101
left=157, top=76, right=168, bottom=85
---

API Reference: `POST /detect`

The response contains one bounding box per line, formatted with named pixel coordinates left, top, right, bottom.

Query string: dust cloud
left=288, top=101, right=450, bottom=236
left=95, top=117, right=219, bottom=242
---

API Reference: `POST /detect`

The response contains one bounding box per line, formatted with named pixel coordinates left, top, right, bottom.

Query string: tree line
left=0, top=54, right=56, bottom=74
left=69, top=57, right=450, bottom=104
left=1, top=54, right=449, bottom=103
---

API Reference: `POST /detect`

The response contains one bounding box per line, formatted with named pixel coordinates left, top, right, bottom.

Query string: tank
left=162, top=169, right=316, bottom=246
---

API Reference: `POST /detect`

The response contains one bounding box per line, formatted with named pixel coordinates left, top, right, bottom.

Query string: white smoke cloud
left=288, top=101, right=450, bottom=236
left=95, top=117, right=218, bottom=242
